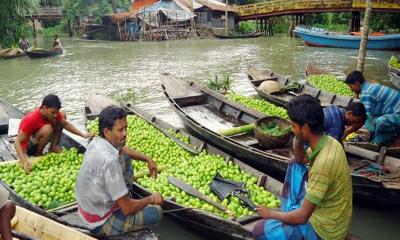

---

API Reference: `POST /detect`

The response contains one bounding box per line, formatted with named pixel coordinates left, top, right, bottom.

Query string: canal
left=0, top=35, right=399, bottom=239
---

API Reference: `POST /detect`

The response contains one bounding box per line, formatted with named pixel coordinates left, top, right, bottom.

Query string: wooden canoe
left=306, top=64, right=400, bottom=158
left=26, top=49, right=63, bottom=59
left=388, top=64, right=400, bottom=91
left=213, top=32, right=263, bottom=39
left=83, top=93, right=284, bottom=240
left=12, top=205, right=95, bottom=240
left=160, top=73, right=400, bottom=207
left=247, top=66, right=358, bottom=108
left=0, top=97, right=157, bottom=240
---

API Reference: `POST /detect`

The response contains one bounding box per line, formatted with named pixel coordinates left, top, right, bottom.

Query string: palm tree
left=357, top=0, right=373, bottom=73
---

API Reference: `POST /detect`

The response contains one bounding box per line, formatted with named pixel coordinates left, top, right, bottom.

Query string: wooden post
left=32, top=18, right=37, bottom=39
left=225, top=0, right=228, bottom=35
left=68, top=20, right=73, bottom=37
left=357, top=0, right=373, bottom=73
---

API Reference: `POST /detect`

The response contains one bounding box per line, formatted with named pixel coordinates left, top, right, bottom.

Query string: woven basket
left=254, top=116, right=291, bottom=149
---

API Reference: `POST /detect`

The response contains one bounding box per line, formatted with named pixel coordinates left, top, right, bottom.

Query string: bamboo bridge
left=237, top=0, right=400, bottom=20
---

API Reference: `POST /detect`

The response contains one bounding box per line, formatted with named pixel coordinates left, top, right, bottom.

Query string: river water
left=0, top=36, right=399, bottom=239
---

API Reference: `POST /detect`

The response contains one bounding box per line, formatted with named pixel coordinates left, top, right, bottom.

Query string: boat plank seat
left=174, top=94, right=207, bottom=107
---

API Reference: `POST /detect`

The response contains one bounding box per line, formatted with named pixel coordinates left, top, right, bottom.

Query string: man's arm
left=14, top=133, right=31, bottom=173
left=60, top=119, right=93, bottom=138
left=342, top=122, right=364, bottom=141
left=292, top=136, right=308, bottom=164
left=257, top=199, right=316, bottom=225
left=116, top=192, right=163, bottom=216
left=122, top=147, right=157, bottom=177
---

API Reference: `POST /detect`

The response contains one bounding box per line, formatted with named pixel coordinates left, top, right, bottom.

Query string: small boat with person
left=25, top=48, right=63, bottom=59
left=294, top=25, right=400, bottom=50
left=161, top=73, right=400, bottom=207
left=247, top=66, right=358, bottom=108
left=0, top=97, right=157, bottom=240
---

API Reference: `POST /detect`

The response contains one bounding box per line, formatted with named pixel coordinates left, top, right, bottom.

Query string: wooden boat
left=11, top=205, right=95, bottom=240
left=247, top=66, right=358, bottom=108
left=0, top=48, right=26, bottom=59
left=161, top=73, right=400, bottom=207
left=0, top=97, right=157, bottom=240
left=83, top=93, right=284, bottom=240
left=306, top=63, right=400, bottom=158
left=294, top=26, right=400, bottom=50
left=26, top=49, right=63, bottom=59
left=213, top=32, right=263, bottom=39
left=388, top=64, right=400, bottom=90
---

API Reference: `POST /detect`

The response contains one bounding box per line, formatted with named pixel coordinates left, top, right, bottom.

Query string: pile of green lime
left=87, top=115, right=280, bottom=218
left=227, top=93, right=288, bottom=119
left=389, top=56, right=400, bottom=69
left=0, top=148, right=82, bottom=209
left=307, top=74, right=353, bottom=96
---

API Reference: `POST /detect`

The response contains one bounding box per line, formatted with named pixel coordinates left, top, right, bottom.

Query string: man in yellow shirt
left=253, top=95, right=352, bottom=240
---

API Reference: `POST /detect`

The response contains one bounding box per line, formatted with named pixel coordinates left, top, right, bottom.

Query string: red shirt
left=18, top=108, right=63, bottom=150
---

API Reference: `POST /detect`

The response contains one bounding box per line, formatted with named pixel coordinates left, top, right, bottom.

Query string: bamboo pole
left=357, top=0, right=373, bottom=73
left=225, top=0, right=228, bottom=35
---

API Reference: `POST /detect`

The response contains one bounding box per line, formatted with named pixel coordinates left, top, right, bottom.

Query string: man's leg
left=372, top=114, right=400, bottom=145
left=50, top=111, right=66, bottom=153
left=92, top=205, right=162, bottom=237
left=33, top=124, right=53, bottom=156
left=0, top=201, right=16, bottom=240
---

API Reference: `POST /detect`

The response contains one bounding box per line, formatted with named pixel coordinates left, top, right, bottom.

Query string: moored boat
left=388, top=64, right=400, bottom=91
left=213, top=32, right=263, bottom=39
left=0, top=48, right=26, bottom=59
left=83, top=93, right=283, bottom=240
left=247, top=66, right=358, bottom=108
left=294, top=26, right=400, bottom=50
left=161, top=73, right=400, bottom=207
left=26, top=49, right=63, bottom=59
left=11, top=205, right=95, bottom=240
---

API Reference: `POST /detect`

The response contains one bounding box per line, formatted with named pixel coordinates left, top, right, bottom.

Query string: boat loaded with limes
left=83, top=93, right=285, bottom=240
left=160, top=73, right=400, bottom=207
left=305, top=63, right=400, bottom=159
left=0, top=97, right=157, bottom=240
left=247, top=66, right=358, bottom=108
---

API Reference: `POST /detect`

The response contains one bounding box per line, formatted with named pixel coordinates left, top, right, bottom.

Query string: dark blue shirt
left=323, top=105, right=345, bottom=141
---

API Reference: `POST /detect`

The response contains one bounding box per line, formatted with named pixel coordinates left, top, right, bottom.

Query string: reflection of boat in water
left=294, top=26, right=400, bottom=50
left=26, top=49, right=63, bottom=58
left=0, top=48, right=26, bottom=59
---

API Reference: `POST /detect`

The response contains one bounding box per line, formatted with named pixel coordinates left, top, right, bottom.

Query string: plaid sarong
left=252, top=161, right=320, bottom=240
left=366, top=113, right=400, bottom=145
left=91, top=205, right=163, bottom=236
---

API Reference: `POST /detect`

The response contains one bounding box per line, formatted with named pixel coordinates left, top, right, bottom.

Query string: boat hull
left=389, top=65, right=400, bottom=90
left=294, top=26, right=400, bottom=50
left=26, top=49, right=63, bottom=58
left=214, top=32, right=263, bottom=39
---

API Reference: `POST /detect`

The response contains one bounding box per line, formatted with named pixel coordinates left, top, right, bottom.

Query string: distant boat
left=213, top=32, right=263, bottom=39
left=26, top=49, right=63, bottom=58
left=294, top=26, right=400, bottom=50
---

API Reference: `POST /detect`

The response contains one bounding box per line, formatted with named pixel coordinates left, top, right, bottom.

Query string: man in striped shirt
left=253, top=95, right=352, bottom=240
left=323, top=102, right=366, bottom=142
left=346, top=71, right=400, bottom=146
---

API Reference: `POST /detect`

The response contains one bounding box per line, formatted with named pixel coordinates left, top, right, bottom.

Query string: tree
left=357, top=0, right=373, bottom=73
left=0, top=0, right=39, bottom=47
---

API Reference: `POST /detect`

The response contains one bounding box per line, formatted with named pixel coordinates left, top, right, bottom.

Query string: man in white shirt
left=75, top=106, right=163, bottom=236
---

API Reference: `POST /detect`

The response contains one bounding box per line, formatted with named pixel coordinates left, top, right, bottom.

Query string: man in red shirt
left=14, top=94, right=93, bottom=173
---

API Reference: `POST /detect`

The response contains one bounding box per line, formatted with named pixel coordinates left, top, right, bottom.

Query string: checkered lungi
left=252, top=161, right=320, bottom=240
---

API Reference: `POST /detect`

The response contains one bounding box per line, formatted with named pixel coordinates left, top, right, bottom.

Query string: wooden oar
left=124, top=105, right=200, bottom=155
left=168, top=176, right=233, bottom=216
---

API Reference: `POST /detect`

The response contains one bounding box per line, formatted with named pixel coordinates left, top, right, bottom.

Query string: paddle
left=168, top=176, right=234, bottom=216
left=124, top=105, right=200, bottom=155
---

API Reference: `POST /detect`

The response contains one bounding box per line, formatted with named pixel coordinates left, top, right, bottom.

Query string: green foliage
left=0, top=0, right=39, bottom=48
left=40, top=0, right=62, bottom=6
left=370, top=13, right=400, bottom=32
left=115, top=88, right=138, bottom=103
left=207, top=75, right=233, bottom=95
left=389, top=56, right=400, bottom=69
left=37, top=24, right=65, bottom=35
left=238, top=21, right=256, bottom=34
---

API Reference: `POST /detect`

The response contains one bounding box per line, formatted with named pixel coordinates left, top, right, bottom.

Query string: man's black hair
left=41, top=94, right=62, bottom=110
left=345, top=71, right=365, bottom=84
left=286, top=94, right=324, bottom=134
left=345, top=102, right=367, bottom=120
left=99, top=105, right=127, bottom=138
